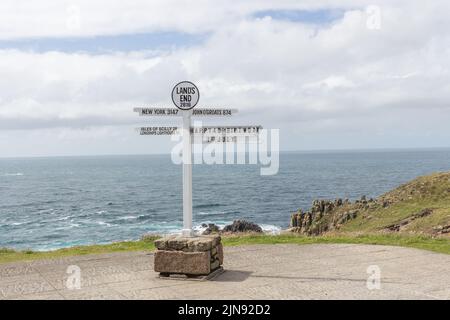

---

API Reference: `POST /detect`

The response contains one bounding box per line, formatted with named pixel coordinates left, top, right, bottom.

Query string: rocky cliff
left=289, top=196, right=375, bottom=235
left=289, top=172, right=450, bottom=237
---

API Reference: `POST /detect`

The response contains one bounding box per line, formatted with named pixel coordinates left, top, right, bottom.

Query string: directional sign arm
left=136, top=125, right=262, bottom=136
left=133, top=107, right=237, bottom=117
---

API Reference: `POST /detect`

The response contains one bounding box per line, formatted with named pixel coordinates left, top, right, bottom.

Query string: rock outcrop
left=289, top=196, right=373, bottom=235
left=223, top=220, right=263, bottom=233
left=433, top=225, right=450, bottom=235
left=201, top=223, right=220, bottom=235
left=289, top=172, right=450, bottom=237
left=384, top=208, right=433, bottom=232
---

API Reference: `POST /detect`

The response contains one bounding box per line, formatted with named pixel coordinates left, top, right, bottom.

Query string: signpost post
left=134, top=82, right=261, bottom=238
left=181, top=110, right=193, bottom=237
left=135, top=81, right=265, bottom=279
left=172, top=81, right=199, bottom=237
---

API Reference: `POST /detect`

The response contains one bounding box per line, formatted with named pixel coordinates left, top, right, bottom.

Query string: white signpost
left=134, top=82, right=261, bottom=237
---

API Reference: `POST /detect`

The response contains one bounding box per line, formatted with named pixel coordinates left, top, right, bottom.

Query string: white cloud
left=1, top=1, right=450, bottom=156
left=0, top=0, right=321, bottom=39
left=1, top=0, right=427, bottom=39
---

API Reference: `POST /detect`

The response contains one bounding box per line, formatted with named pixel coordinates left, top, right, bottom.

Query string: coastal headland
left=0, top=172, right=449, bottom=299
left=1, top=171, right=449, bottom=264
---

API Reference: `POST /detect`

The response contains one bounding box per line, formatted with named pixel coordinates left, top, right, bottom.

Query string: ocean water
left=1, top=149, right=449, bottom=251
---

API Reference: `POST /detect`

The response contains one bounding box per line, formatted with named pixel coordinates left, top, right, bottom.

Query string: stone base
left=154, top=235, right=223, bottom=278
left=158, top=267, right=225, bottom=281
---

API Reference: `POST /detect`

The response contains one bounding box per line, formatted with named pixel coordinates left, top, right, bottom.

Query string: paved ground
left=0, top=244, right=449, bottom=300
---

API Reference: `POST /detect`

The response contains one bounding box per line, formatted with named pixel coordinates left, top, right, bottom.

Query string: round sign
left=171, top=81, right=200, bottom=110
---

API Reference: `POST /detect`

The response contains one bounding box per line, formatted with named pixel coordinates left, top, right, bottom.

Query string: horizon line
left=1, top=146, right=450, bottom=159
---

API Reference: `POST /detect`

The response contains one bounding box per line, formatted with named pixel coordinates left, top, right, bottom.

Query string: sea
left=1, top=149, right=449, bottom=251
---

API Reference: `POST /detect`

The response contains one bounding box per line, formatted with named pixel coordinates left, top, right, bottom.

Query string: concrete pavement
left=0, top=244, right=449, bottom=300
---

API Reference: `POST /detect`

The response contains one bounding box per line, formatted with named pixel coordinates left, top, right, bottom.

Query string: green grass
left=341, top=199, right=450, bottom=233
left=334, top=172, right=450, bottom=234
left=0, top=237, right=158, bottom=264
left=222, top=233, right=450, bottom=254
left=1, top=233, right=448, bottom=264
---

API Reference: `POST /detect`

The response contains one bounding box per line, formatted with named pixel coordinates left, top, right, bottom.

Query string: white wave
left=197, top=211, right=226, bottom=216
left=259, top=224, right=282, bottom=235
left=144, top=221, right=282, bottom=237
left=118, top=215, right=137, bottom=220
left=3, top=173, right=24, bottom=176
left=55, top=216, right=71, bottom=221
left=97, top=221, right=113, bottom=227
left=193, top=222, right=281, bottom=235
left=192, top=222, right=229, bottom=235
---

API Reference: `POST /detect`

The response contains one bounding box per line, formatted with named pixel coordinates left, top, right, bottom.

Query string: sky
left=0, top=0, right=450, bottom=157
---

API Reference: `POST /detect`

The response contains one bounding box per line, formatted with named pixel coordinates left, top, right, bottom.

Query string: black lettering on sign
left=180, top=95, right=192, bottom=102
left=176, top=87, right=196, bottom=95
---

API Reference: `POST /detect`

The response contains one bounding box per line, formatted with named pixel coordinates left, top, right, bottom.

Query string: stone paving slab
left=0, top=244, right=449, bottom=300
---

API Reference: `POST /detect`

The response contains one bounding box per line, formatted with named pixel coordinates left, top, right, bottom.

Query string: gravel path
left=1, top=244, right=449, bottom=300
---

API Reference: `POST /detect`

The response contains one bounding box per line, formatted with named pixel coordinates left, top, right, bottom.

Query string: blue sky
left=253, top=9, right=345, bottom=24
left=0, top=9, right=341, bottom=53
left=0, top=32, right=208, bottom=53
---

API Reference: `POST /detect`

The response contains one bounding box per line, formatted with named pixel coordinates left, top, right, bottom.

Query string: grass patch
left=0, top=233, right=448, bottom=264
left=327, top=172, right=450, bottom=235
left=222, top=233, right=450, bottom=254
left=341, top=199, right=450, bottom=233
left=0, top=236, right=158, bottom=264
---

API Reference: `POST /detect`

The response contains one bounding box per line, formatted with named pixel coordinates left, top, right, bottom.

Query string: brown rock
left=210, top=258, right=220, bottom=271
left=167, top=237, right=188, bottom=250
left=194, top=238, right=213, bottom=251
left=154, top=238, right=167, bottom=250
left=154, top=250, right=211, bottom=275
left=186, top=237, right=214, bottom=252
left=210, top=235, right=221, bottom=248
left=156, top=235, right=221, bottom=252
left=217, top=243, right=224, bottom=265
